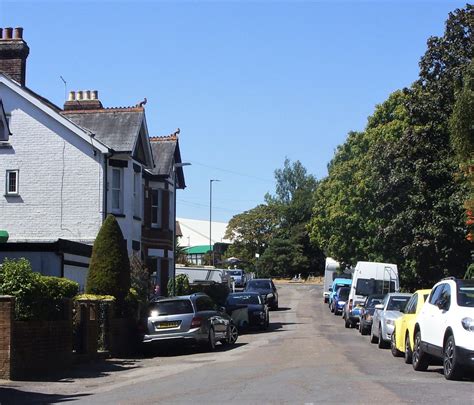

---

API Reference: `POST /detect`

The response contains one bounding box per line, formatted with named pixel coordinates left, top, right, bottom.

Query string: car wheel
left=360, top=321, right=368, bottom=336
left=358, top=320, right=363, bottom=334
left=443, top=335, right=463, bottom=380
left=391, top=329, right=403, bottom=357
left=207, top=327, right=216, bottom=351
left=412, top=331, right=429, bottom=371
left=225, top=324, right=239, bottom=345
left=344, top=318, right=351, bottom=328
left=330, top=303, right=335, bottom=313
left=404, top=333, right=413, bottom=364
left=370, top=326, right=378, bottom=344
left=378, top=326, right=387, bottom=349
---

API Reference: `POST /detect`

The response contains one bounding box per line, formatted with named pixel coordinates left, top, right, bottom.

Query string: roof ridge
left=62, top=106, right=144, bottom=114
left=149, top=134, right=178, bottom=142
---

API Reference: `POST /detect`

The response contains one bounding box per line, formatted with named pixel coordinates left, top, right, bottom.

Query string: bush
left=0, top=257, right=79, bottom=320
left=465, top=263, right=474, bottom=279
left=86, top=214, right=131, bottom=308
left=167, top=274, right=190, bottom=297
left=188, top=282, right=230, bottom=306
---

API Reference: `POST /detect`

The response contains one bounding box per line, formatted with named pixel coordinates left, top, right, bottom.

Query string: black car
left=358, top=294, right=385, bottom=335
left=244, top=278, right=279, bottom=310
left=225, top=292, right=269, bottom=330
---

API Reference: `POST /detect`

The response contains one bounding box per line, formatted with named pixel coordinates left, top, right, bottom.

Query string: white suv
left=412, top=278, right=474, bottom=380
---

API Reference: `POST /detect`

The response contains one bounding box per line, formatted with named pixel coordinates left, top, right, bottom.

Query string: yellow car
left=391, top=289, right=431, bottom=363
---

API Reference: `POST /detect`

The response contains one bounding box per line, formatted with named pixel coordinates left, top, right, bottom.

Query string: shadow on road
left=142, top=341, right=248, bottom=358
left=11, top=359, right=141, bottom=383
left=0, top=387, right=91, bottom=404
left=273, top=307, right=292, bottom=311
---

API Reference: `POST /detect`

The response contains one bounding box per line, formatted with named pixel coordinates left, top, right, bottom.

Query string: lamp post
left=173, top=162, right=191, bottom=295
left=209, top=179, right=220, bottom=266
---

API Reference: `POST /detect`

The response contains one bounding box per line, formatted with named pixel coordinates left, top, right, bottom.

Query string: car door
left=431, top=284, right=451, bottom=349
left=422, top=284, right=445, bottom=345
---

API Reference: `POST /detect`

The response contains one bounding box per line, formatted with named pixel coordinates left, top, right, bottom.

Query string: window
left=111, top=168, right=122, bottom=212
left=5, top=170, right=19, bottom=195
left=404, top=294, right=418, bottom=314
left=429, top=284, right=445, bottom=305
left=151, top=189, right=162, bottom=227
left=133, top=171, right=140, bottom=218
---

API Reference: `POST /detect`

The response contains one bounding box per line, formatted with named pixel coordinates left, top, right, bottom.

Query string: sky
left=0, top=0, right=467, bottom=222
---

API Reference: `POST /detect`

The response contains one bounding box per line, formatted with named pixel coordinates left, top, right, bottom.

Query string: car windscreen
left=227, top=270, right=243, bottom=276
left=148, top=300, right=194, bottom=316
left=356, top=279, right=396, bottom=296
left=457, top=279, right=474, bottom=307
left=227, top=294, right=261, bottom=305
left=338, top=288, right=350, bottom=300
left=366, top=297, right=383, bottom=308
left=247, top=281, right=272, bottom=290
left=386, top=296, right=410, bottom=311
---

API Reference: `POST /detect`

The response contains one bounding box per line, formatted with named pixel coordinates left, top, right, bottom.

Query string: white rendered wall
left=0, top=83, right=104, bottom=243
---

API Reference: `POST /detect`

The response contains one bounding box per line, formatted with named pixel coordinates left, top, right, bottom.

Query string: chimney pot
left=13, top=28, right=23, bottom=40
left=85, top=90, right=91, bottom=100
left=91, top=90, right=98, bottom=100
left=4, top=27, right=13, bottom=39
left=77, top=91, right=83, bottom=100
left=68, top=91, right=76, bottom=101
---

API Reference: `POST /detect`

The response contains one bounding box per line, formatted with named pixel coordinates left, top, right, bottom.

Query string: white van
left=343, top=261, right=399, bottom=327
left=323, top=258, right=340, bottom=303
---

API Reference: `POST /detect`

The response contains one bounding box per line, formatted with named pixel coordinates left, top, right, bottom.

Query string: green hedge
left=0, top=258, right=79, bottom=320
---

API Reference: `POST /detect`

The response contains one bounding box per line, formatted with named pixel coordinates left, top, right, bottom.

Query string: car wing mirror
left=374, top=304, right=384, bottom=310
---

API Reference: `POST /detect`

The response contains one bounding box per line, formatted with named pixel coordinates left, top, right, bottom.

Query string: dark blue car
left=332, top=286, right=350, bottom=315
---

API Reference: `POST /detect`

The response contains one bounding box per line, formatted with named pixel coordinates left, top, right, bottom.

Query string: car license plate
left=155, top=321, right=180, bottom=330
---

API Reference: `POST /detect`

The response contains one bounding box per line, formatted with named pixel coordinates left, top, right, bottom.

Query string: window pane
left=112, top=169, right=121, bottom=189
left=8, top=172, right=17, bottom=193
left=151, top=189, right=158, bottom=206
left=112, top=190, right=120, bottom=209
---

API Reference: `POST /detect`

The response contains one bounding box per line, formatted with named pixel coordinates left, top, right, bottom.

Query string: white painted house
left=0, top=28, right=186, bottom=290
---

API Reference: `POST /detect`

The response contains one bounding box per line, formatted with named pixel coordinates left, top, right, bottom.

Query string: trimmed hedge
left=0, top=257, right=79, bottom=320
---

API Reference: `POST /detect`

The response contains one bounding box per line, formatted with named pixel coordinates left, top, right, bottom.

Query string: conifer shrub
left=86, top=214, right=131, bottom=308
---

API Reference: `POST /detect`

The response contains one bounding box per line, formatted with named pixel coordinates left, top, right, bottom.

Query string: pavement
left=0, top=284, right=472, bottom=404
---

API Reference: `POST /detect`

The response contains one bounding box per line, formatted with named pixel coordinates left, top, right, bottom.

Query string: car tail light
left=191, top=317, right=202, bottom=328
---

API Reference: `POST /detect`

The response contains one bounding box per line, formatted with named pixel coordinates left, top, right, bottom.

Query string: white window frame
left=151, top=188, right=162, bottom=228
left=133, top=171, right=141, bottom=218
left=111, top=168, right=123, bottom=213
left=5, top=170, right=19, bottom=196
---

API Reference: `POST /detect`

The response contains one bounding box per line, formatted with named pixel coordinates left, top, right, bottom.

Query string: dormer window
left=0, top=99, right=12, bottom=142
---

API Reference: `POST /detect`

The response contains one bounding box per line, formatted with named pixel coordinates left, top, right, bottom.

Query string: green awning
left=184, top=245, right=213, bottom=255
left=0, top=230, right=9, bottom=243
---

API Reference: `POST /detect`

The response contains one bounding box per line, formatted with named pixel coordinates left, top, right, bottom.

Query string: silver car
left=141, top=293, right=238, bottom=351
left=370, top=293, right=412, bottom=348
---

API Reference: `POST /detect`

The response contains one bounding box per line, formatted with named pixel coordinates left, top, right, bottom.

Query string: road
left=1, top=284, right=472, bottom=404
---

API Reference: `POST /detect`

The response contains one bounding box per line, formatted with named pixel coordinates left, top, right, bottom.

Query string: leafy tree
left=86, top=214, right=131, bottom=306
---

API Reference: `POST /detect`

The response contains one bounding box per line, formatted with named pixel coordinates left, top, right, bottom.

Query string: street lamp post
left=172, top=162, right=191, bottom=295
left=209, top=179, right=220, bottom=266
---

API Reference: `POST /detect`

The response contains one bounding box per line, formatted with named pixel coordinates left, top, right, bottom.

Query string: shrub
left=167, top=274, right=190, bottom=297
left=188, top=282, right=230, bottom=306
left=465, top=263, right=474, bottom=279
left=0, top=258, right=79, bottom=320
left=86, top=214, right=131, bottom=308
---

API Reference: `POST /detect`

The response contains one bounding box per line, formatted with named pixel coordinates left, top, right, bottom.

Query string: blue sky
left=0, top=0, right=466, bottom=222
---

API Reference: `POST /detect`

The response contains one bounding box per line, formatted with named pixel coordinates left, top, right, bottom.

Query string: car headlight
left=461, top=317, right=474, bottom=332
left=386, top=319, right=395, bottom=326
left=150, top=310, right=158, bottom=317
left=267, top=293, right=274, bottom=299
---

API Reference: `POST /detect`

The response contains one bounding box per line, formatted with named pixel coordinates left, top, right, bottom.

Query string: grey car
left=141, top=293, right=238, bottom=351
left=370, top=292, right=412, bottom=348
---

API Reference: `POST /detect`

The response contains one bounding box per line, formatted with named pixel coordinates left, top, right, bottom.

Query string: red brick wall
left=0, top=296, right=13, bottom=379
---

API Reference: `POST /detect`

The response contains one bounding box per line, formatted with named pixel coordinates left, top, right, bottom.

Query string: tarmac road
left=1, top=284, right=472, bottom=404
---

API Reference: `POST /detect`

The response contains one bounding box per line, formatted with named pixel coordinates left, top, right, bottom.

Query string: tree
left=86, top=214, right=131, bottom=306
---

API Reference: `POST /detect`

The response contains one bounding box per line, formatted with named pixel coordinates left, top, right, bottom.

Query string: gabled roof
left=62, top=108, right=143, bottom=152
left=148, top=133, right=186, bottom=189
left=0, top=73, right=109, bottom=153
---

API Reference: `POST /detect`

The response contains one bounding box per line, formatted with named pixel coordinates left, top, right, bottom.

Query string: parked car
left=412, top=278, right=474, bottom=380
left=390, top=289, right=431, bottom=362
left=244, top=278, right=279, bottom=310
left=323, top=257, right=339, bottom=303
left=370, top=292, right=412, bottom=348
left=328, top=278, right=352, bottom=311
left=225, top=269, right=247, bottom=288
left=225, top=292, right=269, bottom=330
left=358, top=294, right=385, bottom=335
left=141, top=293, right=238, bottom=351
left=331, top=286, right=350, bottom=315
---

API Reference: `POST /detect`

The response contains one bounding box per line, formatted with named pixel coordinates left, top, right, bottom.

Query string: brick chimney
left=63, top=90, right=103, bottom=111
left=0, top=27, right=29, bottom=86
